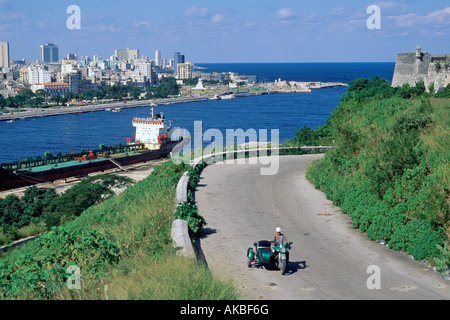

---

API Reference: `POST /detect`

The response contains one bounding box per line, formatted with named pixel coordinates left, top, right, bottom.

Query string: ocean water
left=196, top=62, right=395, bottom=83
left=0, top=63, right=395, bottom=163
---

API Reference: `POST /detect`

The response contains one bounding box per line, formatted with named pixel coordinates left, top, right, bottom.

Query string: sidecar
left=247, top=240, right=273, bottom=268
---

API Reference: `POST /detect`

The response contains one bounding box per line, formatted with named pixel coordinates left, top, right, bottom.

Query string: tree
left=64, top=92, right=80, bottom=101
left=43, top=174, right=133, bottom=229
left=0, top=95, right=5, bottom=109
left=17, top=88, right=35, bottom=99
left=82, top=90, right=97, bottom=100
left=35, top=89, right=49, bottom=99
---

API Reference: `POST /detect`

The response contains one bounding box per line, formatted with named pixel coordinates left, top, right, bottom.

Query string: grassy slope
left=0, top=160, right=237, bottom=300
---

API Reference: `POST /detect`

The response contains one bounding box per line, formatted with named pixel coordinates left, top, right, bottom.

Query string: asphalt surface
left=195, top=154, right=450, bottom=300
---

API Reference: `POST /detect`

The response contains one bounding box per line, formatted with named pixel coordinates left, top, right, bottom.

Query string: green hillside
left=298, top=78, right=450, bottom=270
left=0, top=161, right=237, bottom=300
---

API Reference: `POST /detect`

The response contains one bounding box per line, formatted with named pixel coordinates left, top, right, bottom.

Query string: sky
left=0, top=0, right=449, bottom=63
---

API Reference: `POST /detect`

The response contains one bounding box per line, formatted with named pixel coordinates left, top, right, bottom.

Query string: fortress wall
left=425, top=62, right=450, bottom=92
left=392, top=53, right=425, bottom=87
left=392, top=48, right=450, bottom=92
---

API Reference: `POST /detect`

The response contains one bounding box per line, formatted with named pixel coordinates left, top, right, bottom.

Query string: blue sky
left=0, top=0, right=449, bottom=63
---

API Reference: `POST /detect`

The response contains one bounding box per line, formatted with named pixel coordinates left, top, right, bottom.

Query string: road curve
left=195, top=154, right=450, bottom=300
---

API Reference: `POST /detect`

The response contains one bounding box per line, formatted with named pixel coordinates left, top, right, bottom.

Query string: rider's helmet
left=276, top=227, right=282, bottom=233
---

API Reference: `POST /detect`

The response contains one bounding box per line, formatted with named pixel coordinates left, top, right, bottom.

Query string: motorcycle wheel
left=247, top=259, right=252, bottom=268
left=280, top=259, right=286, bottom=275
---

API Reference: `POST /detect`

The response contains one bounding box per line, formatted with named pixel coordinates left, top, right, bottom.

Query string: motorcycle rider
left=271, top=227, right=290, bottom=262
left=271, top=227, right=288, bottom=247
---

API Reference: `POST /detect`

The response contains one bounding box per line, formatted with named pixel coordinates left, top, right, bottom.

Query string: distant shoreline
left=0, top=82, right=348, bottom=122
left=0, top=91, right=259, bottom=122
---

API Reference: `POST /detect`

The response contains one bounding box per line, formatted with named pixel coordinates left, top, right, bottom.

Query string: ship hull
left=0, top=140, right=181, bottom=192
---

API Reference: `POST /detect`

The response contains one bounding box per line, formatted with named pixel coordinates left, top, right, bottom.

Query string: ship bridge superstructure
left=132, top=107, right=172, bottom=150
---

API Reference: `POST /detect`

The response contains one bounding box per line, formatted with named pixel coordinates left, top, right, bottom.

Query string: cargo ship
left=0, top=108, right=183, bottom=192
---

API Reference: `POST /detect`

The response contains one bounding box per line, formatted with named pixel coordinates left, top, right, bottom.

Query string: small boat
left=112, top=108, right=122, bottom=112
left=220, top=93, right=236, bottom=100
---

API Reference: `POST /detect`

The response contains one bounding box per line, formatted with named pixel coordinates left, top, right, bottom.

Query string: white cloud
left=185, top=6, right=209, bottom=18
left=276, top=8, right=296, bottom=20
left=389, top=6, right=450, bottom=27
left=133, top=21, right=151, bottom=29
left=375, top=1, right=408, bottom=14
left=211, top=14, right=225, bottom=23
left=427, top=6, right=450, bottom=23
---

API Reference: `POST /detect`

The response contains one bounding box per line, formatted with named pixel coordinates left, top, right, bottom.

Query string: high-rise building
left=0, top=41, right=10, bottom=69
left=173, top=52, right=185, bottom=75
left=136, top=61, right=153, bottom=79
left=177, top=62, right=192, bottom=80
left=40, top=43, right=59, bottom=63
left=155, top=50, right=161, bottom=67
left=114, top=46, right=139, bottom=61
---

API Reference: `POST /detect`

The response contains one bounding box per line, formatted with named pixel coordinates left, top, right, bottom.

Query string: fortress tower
left=392, top=46, right=450, bottom=92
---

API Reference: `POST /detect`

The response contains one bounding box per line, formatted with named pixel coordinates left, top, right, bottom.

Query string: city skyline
left=0, top=0, right=449, bottom=63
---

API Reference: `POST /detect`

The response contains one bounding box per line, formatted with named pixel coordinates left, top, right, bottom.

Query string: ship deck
left=15, top=150, right=145, bottom=173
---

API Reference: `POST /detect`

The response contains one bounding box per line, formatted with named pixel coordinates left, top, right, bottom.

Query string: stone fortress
left=392, top=46, right=450, bottom=93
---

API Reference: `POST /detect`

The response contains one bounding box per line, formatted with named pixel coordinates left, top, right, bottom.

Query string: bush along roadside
left=305, top=77, right=450, bottom=276
left=174, top=159, right=208, bottom=239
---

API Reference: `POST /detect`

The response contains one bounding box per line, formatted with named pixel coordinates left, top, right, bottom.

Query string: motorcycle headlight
left=281, top=247, right=286, bottom=253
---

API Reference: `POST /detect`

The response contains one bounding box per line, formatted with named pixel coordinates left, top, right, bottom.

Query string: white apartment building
left=176, top=62, right=192, bottom=80
left=115, top=46, right=139, bottom=61
left=61, top=59, right=80, bottom=76
left=28, top=66, right=51, bottom=85
left=134, top=61, right=154, bottom=82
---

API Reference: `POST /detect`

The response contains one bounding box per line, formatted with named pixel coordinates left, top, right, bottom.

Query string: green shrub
left=0, top=226, right=120, bottom=299
left=389, top=220, right=443, bottom=260
left=174, top=202, right=206, bottom=238
left=305, top=77, right=449, bottom=267
left=434, top=243, right=450, bottom=273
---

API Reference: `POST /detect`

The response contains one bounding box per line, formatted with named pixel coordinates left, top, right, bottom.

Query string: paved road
left=195, top=154, right=450, bottom=300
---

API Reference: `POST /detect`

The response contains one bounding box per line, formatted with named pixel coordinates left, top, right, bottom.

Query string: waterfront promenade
left=0, top=81, right=347, bottom=122
left=0, top=91, right=260, bottom=122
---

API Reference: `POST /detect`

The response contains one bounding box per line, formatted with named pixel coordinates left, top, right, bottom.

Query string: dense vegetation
left=289, top=78, right=449, bottom=270
left=0, top=160, right=237, bottom=299
left=144, top=76, right=181, bottom=99
left=0, top=175, right=133, bottom=246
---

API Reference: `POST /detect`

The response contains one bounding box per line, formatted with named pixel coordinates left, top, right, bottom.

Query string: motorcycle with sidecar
left=247, top=237, right=292, bottom=275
